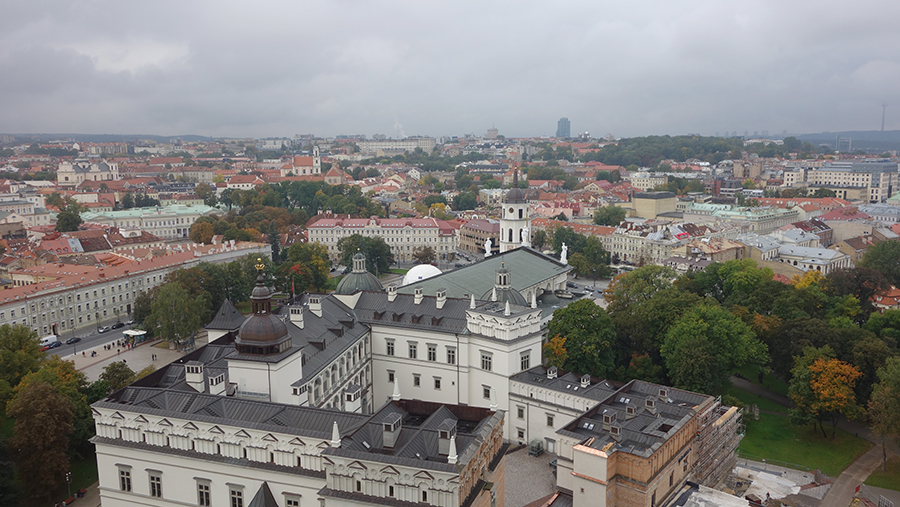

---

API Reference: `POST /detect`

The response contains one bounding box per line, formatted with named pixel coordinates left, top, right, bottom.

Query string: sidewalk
left=65, top=336, right=199, bottom=382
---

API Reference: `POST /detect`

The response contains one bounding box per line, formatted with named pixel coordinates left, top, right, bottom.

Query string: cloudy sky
left=2, top=1, right=898, bottom=139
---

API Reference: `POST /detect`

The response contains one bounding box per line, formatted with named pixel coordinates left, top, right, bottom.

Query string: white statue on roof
left=520, top=226, right=530, bottom=247
left=560, top=242, right=568, bottom=264
left=484, top=237, right=492, bottom=257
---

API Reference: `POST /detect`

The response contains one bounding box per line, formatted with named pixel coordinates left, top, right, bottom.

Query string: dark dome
left=505, top=186, right=526, bottom=204
left=481, top=286, right=528, bottom=307
left=238, top=313, right=290, bottom=345
left=335, top=270, right=384, bottom=294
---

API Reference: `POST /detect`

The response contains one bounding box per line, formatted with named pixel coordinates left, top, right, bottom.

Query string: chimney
left=383, top=414, right=402, bottom=448
left=391, top=378, right=401, bottom=401
left=645, top=397, right=657, bottom=415
left=625, top=405, right=637, bottom=420
left=547, top=366, right=558, bottom=379
left=581, top=374, right=590, bottom=388
left=414, top=287, right=423, bottom=305
left=185, top=362, right=204, bottom=392
left=658, top=387, right=668, bottom=401
left=602, top=410, right=617, bottom=431
left=289, top=306, right=304, bottom=329
left=308, top=296, right=322, bottom=317
left=387, top=285, right=397, bottom=302
left=610, top=425, right=622, bottom=442
left=531, top=291, right=537, bottom=309
left=436, top=288, right=446, bottom=309
left=438, top=419, right=457, bottom=456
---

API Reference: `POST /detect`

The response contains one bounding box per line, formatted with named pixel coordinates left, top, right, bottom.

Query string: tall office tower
left=557, top=117, right=571, bottom=138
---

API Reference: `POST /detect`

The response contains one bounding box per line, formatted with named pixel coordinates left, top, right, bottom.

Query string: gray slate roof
left=206, top=299, right=246, bottom=331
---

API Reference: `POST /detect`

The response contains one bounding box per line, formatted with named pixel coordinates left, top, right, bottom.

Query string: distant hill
left=8, top=133, right=214, bottom=143
left=795, top=130, right=900, bottom=152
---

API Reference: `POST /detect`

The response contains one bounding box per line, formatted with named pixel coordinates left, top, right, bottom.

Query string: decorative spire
left=448, top=435, right=458, bottom=465
left=470, top=293, right=476, bottom=310
left=531, top=291, right=537, bottom=309
left=391, top=378, right=401, bottom=401
left=330, top=421, right=341, bottom=448
left=491, top=286, right=497, bottom=302
left=504, top=300, right=511, bottom=316
left=489, top=387, right=498, bottom=411
left=255, top=257, right=265, bottom=272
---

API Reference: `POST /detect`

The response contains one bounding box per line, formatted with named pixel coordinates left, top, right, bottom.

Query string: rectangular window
left=483, top=386, right=491, bottom=399
left=388, top=370, right=395, bottom=383
left=413, top=374, right=421, bottom=387
left=386, top=340, right=394, bottom=356
left=517, top=406, right=524, bottom=419
left=286, top=497, right=300, bottom=507
left=547, top=415, right=554, bottom=427
left=408, top=342, right=417, bottom=359
left=434, top=377, right=441, bottom=390
left=481, top=352, right=492, bottom=371
left=517, top=428, right=525, bottom=439
left=149, top=473, right=162, bottom=498
left=427, top=344, right=436, bottom=361
left=231, top=488, right=244, bottom=507
left=198, top=482, right=211, bottom=506
left=447, top=347, right=456, bottom=365
left=119, top=468, right=132, bottom=492
left=520, top=351, right=530, bottom=371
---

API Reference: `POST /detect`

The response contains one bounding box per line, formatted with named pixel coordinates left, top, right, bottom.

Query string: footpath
left=731, top=376, right=900, bottom=507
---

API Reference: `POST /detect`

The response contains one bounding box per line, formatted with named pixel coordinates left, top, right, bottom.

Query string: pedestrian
left=117, top=348, right=120, bottom=354
left=122, top=359, right=126, bottom=364
left=82, top=351, right=85, bottom=356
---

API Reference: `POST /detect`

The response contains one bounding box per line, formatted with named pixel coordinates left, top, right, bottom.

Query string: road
left=51, top=322, right=140, bottom=357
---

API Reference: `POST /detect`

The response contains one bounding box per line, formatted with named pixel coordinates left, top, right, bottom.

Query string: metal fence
left=736, top=451, right=815, bottom=472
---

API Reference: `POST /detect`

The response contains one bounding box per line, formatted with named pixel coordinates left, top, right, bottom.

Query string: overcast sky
left=2, top=1, right=898, bottom=139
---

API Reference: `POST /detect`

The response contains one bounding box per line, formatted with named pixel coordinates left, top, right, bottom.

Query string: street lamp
left=66, top=471, right=72, bottom=499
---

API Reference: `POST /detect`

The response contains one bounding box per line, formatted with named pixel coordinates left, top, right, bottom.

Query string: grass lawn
left=725, top=386, right=788, bottom=414
left=739, top=412, right=871, bottom=476
left=234, top=300, right=252, bottom=313
left=388, top=268, right=409, bottom=275
left=734, top=364, right=789, bottom=396
left=866, top=454, right=900, bottom=491
left=324, top=276, right=341, bottom=291
left=48, top=453, right=99, bottom=502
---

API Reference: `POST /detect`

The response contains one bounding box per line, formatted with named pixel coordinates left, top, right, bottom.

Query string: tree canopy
left=546, top=299, right=617, bottom=377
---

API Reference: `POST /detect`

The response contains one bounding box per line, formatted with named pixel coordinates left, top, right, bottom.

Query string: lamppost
left=66, top=471, right=72, bottom=499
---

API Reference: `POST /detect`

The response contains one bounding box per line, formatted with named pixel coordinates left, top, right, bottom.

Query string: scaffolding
left=693, top=397, right=744, bottom=487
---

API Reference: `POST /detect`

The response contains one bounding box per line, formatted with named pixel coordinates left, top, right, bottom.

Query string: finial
left=331, top=421, right=341, bottom=448
left=255, top=257, right=265, bottom=271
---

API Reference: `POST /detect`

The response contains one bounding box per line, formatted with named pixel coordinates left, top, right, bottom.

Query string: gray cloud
left=1, top=0, right=898, bottom=138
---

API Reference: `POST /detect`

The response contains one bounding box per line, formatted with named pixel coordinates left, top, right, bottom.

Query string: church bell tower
left=499, top=170, right=529, bottom=253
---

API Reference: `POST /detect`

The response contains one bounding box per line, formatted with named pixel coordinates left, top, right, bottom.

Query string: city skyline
left=1, top=1, right=898, bottom=139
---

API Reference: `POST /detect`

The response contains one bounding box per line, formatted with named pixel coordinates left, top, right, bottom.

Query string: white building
left=57, top=159, right=120, bottom=188
left=81, top=204, right=223, bottom=240
left=307, top=217, right=458, bottom=263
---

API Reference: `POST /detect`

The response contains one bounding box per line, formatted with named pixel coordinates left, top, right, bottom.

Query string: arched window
left=509, top=228, right=513, bottom=242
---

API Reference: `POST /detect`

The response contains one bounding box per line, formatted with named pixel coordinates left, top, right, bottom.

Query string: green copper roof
left=397, top=247, right=570, bottom=299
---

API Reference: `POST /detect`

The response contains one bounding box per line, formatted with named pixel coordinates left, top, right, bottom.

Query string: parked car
left=66, top=337, right=81, bottom=345
left=98, top=326, right=111, bottom=333
left=47, top=340, right=63, bottom=349
left=111, top=322, right=125, bottom=329
left=566, top=282, right=577, bottom=288
left=125, top=319, right=134, bottom=325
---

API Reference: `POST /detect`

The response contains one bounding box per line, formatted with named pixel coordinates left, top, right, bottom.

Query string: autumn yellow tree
left=789, top=346, right=863, bottom=438
left=792, top=270, right=825, bottom=290
left=542, top=335, right=568, bottom=369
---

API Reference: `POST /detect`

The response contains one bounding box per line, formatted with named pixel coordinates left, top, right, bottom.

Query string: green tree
left=593, top=205, right=626, bottom=226
left=279, top=242, right=331, bottom=292
left=54, top=211, right=83, bottom=232
left=336, top=234, right=393, bottom=274
left=661, top=305, right=768, bottom=395
left=99, top=362, right=136, bottom=393
left=868, top=357, right=900, bottom=470
left=859, top=240, right=900, bottom=287
left=412, top=246, right=436, bottom=264
left=532, top=229, right=547, bottom=250
left=567, top=236, right=611, bottom=281
left=0, top=324, right=42, bottom=405
left=603, top=265, right=676, bottom=316
left=145, top=282, right=207, bottom=348
left=7, top=381, right=74, bottom=505
left=121, top=192, right=135, bottom=209
left=546, top=299, right=617, bottom=377
left=190, top=221, right=214, bottom=244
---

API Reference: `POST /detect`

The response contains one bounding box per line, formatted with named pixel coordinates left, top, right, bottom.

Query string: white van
left=40, top=335, right=58, bottom=347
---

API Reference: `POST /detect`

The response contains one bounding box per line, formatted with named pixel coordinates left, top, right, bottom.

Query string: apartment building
left=783, top=160, right=898, bottom=203
left=81, top=204, right=222, bottom=240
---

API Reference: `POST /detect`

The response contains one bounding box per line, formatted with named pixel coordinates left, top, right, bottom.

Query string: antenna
left=882, top=104, right=888, bottom=132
